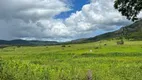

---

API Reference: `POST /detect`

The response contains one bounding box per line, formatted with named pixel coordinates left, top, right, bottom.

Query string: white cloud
left=0, top=0, right=70, bottom=22
left=65, top=0, right=131, bottom=33
left=0, top=0, right=133, bottom=41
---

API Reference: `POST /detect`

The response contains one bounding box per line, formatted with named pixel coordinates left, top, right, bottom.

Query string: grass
left=0, top=40, right=142, bottom=80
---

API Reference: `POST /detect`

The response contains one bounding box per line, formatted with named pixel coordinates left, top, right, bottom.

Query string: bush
left=61, top=45, right=66, bottom=47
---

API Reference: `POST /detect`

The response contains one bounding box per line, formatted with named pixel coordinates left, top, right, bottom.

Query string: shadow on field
left=81, top=53, right=142, bottom=57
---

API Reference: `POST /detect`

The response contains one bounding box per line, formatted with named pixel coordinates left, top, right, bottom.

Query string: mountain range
left=0, top=39, right=58, bottom=46
left=71, top=20, right=142, bottom=43
left=0, top=20, right=142, bottom=46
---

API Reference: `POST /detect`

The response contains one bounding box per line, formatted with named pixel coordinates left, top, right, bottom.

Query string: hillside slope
left=86, top=20, right=142, bottom=42
left=0, top=20, right=142, bottom=45
left=0, top=39, right=58, bottom=46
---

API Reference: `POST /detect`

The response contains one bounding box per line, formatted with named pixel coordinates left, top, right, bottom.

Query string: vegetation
left=114, top=0, right=142, bottom=21
left=0, top=39, right=58, bottom=46
left=84, top=20, right=142, bottom=43
left=0, top=18, right=141, bottom=80
left=0, top=40, right=142, bottom=80
left=0, top=19, right=142, bottom=46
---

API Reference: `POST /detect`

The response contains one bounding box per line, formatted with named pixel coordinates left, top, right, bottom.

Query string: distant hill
left=87, top=20, right=142, bottom=42
left=0, top=39, right=58, bottom=46
left=0, top=20, right=142, bottom=45
left=71, top=20, right=142, bottom=43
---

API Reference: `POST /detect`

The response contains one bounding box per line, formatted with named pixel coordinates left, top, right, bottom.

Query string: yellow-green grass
left=0, top=40, right=142, bottom=80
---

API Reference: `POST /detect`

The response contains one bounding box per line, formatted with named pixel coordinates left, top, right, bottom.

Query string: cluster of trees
left=114, top=0, right=142, bottom=21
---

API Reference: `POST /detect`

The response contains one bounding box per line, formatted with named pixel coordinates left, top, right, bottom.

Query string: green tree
left=114, top=0, right=142, bottom=21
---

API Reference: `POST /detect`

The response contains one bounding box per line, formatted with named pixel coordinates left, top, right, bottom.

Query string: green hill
left=86, top=20, right=142, bottom=42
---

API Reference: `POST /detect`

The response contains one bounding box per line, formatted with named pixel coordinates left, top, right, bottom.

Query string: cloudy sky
left=0, top=0, right=136, bottom=41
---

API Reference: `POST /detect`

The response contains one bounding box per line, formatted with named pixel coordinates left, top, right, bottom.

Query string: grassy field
left=0, top=40, right=142, bottom=80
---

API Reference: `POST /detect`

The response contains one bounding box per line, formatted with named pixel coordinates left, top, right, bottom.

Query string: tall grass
left=0, top=40, right=142, bottom=80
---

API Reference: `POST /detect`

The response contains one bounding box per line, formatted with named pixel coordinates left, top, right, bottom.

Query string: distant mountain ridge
left=0, top=20, right=142, bottom=45
left=0, top=39, right=58, bottom=46
left=86, top=20, right=142, bottom=41
left=71, top=20, right=142, bottom=43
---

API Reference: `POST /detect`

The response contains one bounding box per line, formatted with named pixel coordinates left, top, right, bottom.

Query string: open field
left=0, top=40, right=142, bottom=80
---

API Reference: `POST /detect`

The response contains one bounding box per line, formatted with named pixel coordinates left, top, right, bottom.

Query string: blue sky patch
left=55, top=0, right=90, bottom=19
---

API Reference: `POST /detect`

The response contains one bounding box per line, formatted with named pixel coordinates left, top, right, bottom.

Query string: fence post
left=87, top=70, right=92, bottom=80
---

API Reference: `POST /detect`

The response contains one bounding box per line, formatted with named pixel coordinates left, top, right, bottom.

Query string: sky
left=0, top=0, right=141, bottom=41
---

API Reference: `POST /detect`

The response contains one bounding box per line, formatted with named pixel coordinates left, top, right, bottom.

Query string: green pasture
left=0, top=40, right=142, bottom=80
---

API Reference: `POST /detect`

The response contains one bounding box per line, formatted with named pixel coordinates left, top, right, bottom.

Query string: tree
left=114, top=0, right=142, bottom=21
